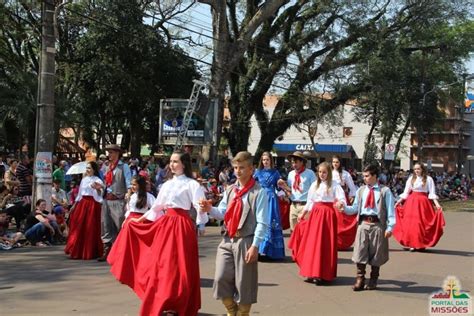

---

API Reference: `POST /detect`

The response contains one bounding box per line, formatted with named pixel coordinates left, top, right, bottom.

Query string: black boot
left=365, top=266, right=380, bottom=290
left=97, top=243, right=111, bottom=262
left=353, top=263, right=366, bottom=291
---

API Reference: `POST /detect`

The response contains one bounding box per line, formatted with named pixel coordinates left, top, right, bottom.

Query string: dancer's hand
left=199, top=199, right=213, bottom=212
left=385, top=231, right=392, bottom=238
left=297, top=211, right=307, bottom=222
left=394, top=199, right=403, bottom=207
left=335, top=201, right=344, bottom=212
left=245, top=246, right=258, bottom=264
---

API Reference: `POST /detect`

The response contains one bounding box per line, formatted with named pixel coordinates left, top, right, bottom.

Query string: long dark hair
left=88, top=161, right=100, bottom=177
left=332, top=155, right=343, bottom=181
left=412, top=162, right=427, bottom=188
left=173, top=150, right=193, bottom=178
left=258, top=152, right=274, bottom=169
left=133, top=176, right=148, bottom=209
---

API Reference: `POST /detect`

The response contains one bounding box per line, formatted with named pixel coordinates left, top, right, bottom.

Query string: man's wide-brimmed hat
left=287, top=151, right=308, bottom=162
left=105, top=144, right=122, bottom=152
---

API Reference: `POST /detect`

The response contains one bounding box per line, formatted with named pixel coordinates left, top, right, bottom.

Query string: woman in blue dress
left=254, top=152, right=287, bottom=260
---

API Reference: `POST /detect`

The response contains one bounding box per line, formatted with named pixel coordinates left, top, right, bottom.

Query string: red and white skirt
left=64, top=196, right=103, bottom=260
left=393, top=192, right=445, bottom=249
left=107, top=208, right=201, bottom=316
left=288, top=202, right=338, bottom=281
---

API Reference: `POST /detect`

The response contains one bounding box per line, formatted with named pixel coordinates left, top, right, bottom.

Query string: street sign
left=384, top=143, right=395, bottom=160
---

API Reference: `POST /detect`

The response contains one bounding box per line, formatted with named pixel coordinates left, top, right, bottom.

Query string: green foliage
left=0, top=1, right=40, bottom=152
left=0, top=0, right=198, bottom=156
left=351, top=16, right=474, bottom=164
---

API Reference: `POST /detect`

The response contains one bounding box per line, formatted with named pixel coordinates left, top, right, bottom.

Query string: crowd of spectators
left=0, top=151, right=472, bottom=250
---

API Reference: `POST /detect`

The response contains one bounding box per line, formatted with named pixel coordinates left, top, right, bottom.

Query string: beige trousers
left=289, top=203, right=305, bottom=231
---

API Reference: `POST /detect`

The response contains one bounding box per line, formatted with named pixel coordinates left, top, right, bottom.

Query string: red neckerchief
left=224, top=177, right=256, bottom=237
left=364, top=183, right=377, bottom=209
left=105, top=160, right=118, bottom=187
left=293, top=167, right=305, bottom=192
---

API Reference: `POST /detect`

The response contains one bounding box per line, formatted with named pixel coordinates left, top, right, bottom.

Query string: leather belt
left=360, top=215, right=380, bottom=223
left=105, top=193, right=121, bottom=201
left=292, top=201, right=306, bottom=206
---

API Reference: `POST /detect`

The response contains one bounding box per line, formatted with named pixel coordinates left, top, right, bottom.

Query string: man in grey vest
left=201, top=151, right=269, bottom=316
left=337, top=164, right=395, bottom=291
left=98, top=144, right=131, bottom=262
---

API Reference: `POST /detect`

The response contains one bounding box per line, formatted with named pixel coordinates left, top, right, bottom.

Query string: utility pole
left=33, top=0, right=56, bottom=209
left=417, top=82, right=425, bottom=163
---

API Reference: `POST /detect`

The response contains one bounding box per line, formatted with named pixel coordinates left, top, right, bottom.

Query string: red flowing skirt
left=64, top=196, right=103, bottom=259
left=278, top=198, right=291, bottom=230
left=393, top=192, right=445, bottom=249
left=107, top=208, right=201, bottom=316
left=123, top=212, right=144, bottom=224
left=335, top=207, right=357, bottom=250
left=288, top=202, right=338, bottom=281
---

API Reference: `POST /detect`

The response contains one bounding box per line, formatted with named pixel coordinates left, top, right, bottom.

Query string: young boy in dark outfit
left=338, top=164, right=396, bottom=291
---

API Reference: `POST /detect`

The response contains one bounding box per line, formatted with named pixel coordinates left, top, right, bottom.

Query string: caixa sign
left=296, top=144, right=314, bottom=151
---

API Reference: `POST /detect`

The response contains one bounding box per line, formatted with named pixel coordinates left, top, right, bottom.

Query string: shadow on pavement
left=421, top=249, right=474, bottom=257
left=337, top=258, right=353, bottom=265
left=376, top=279, right=439, bottom=294
left=200, top=278, right=214, bottom=288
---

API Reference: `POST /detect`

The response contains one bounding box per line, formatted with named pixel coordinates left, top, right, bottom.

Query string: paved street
left=1, top=211, right=473, bottom=316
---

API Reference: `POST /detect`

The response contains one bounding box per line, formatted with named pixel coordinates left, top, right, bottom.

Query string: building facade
left=410, top=99, right=472, bottom=173
left=246, top=95, right=411, bottom=171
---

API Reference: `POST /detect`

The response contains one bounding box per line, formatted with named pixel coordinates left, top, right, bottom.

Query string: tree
left=351, top=18, right=474, bottom=167
left=197, top=0, right=289, bottom=159
left=58, top=0, right=198, bottom=157
left=0, top=1, right=41, bottom=154
left=199, top=0, right=472, bottom=161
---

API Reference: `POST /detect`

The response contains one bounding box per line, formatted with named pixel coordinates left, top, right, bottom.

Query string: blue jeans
left=25, top=223, right=46, bottom=244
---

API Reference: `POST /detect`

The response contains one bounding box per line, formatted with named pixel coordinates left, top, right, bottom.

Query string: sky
left=177, top=3, right=474, bottom=82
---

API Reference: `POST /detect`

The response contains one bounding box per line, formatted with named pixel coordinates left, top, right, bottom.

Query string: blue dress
left=254, top=169, right=285, bottom=259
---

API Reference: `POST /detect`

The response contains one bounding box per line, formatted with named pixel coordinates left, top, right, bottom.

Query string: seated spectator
left=52, top=179, right=68, bottom=232
left=130, top=159, right=140, bottom=177
left=0, top=185, right=30, bottom=232
left=4, top=159, right=20, bottom=191
left=0, top=210, right=23, bottom=250
left=24, top=199, right=63, bottom=247
left=68, top=179, right=80, bottom=207
left=139, top=161, right=150, bottom=180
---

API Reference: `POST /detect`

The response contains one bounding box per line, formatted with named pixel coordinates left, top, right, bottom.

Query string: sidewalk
left=1, top=211, right=473, bottom=315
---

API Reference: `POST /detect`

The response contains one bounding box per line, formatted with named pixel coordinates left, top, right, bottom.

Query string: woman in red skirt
left=123, top=176, right=156, bottom=224
left=331, top=155, right=358, bottom=250
left=107, top=150, right=208, bottom=316
left=393, top=162, right=445, bottom=251
left=65, top=161, right=104, bottom=259
left=288, top=162, right=346, bottom=285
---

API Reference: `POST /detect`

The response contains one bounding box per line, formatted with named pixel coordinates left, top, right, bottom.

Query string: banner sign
left=35, top=152, right=52, bottom=179
left=465, top=78, right=474, bottom=113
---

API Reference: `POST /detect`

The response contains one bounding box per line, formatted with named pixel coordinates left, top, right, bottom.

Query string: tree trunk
left=390, top=117, right=411, bottom=170
left=200, top=0, right=289, bottom=161
left=129, top=115, right=142, bottom=158
left=363, top=104, right=378, bottom=165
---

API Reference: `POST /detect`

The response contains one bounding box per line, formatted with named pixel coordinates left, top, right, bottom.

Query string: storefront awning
left=273, top=143, right=354, bottom=153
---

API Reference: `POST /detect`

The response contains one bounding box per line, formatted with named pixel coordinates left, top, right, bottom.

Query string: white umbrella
left=66, top=161, right=88, bottom=175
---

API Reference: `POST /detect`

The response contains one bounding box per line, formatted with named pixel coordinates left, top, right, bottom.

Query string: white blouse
left=400, top=175, right=438, bottom=200
left=304, top=181, right=347, bottom=212
left=332, top=170, right=358, bottom=197
left=75, top=176, right=104, bottom=203
left=144, top=174, right=208, bottom=224
left=125, top=192, right=156, bottom=218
